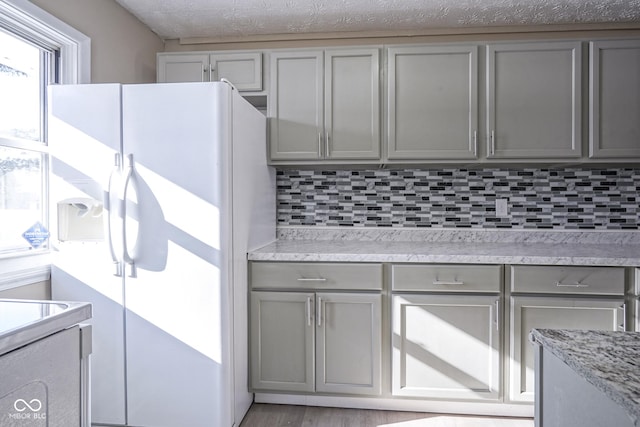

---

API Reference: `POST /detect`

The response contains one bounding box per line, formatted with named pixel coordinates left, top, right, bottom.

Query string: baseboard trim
left=254, top=393, right=534, bottom=418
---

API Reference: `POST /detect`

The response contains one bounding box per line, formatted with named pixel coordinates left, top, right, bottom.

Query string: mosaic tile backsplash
left=276, top=168, right=640, bottom=230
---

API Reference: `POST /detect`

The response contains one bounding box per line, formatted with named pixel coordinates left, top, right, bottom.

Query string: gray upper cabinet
left=325, top=49, right=380, bottom=159
left=157, top=52, right=262, bottom=91
left=486, top=41, right=582, bottom=159
left=387, top=45, right=478, bottom=160
left=589, top=39, right=640, bottom=159
left=269, top=51, right=324, bottom=160
left=157, top=53, right=209, bottom=83
left=269, top=48, right=380, bottom=161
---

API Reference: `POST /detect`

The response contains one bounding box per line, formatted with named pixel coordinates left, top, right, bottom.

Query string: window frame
left=0, top=0, right=90, bottom=85
left=0, top=0, right=90, bottom=289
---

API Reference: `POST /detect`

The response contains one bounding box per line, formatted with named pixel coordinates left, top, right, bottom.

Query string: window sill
left=0, top=251, right=51, bottom=292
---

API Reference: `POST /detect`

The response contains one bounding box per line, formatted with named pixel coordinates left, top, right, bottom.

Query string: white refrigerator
left=48, top=82, right=275, bottom=427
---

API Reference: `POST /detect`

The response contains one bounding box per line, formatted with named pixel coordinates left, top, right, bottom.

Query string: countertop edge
left=247, top=252, right=640, bottom=266
left=0, top=300, right=92, bottom=356
left=530, top=329, right=640, bottom=425
left=248, top=233, right=640, bottom=266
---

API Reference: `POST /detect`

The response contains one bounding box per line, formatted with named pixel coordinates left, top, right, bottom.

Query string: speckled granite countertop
left=248, top=227, right=640, bottom=266
left=530, top=329, right=640, bottom=425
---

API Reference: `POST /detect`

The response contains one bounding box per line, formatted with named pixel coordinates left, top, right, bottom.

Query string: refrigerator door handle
left=122, top=153, right=137, bottom=278
left=220, top=78, right=237, bottom=91
left=107, top=153, right=123, bottom=277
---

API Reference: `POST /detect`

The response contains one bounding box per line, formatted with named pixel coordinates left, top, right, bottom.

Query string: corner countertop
left=530, top=329, right=640, bottom=425
left=248, top=227, right=640, bottom=266
left=0, top=299, right=92, bottom=355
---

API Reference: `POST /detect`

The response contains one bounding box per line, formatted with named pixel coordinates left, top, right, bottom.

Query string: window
left=0, top=0, right=89, bottom=260
left=0, top=29, right=51, bottom=253
left=0, top=30, right=51, bottom=254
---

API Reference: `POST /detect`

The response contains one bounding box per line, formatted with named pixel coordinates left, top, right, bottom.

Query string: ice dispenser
left=57, top=198, right=104, bottom=241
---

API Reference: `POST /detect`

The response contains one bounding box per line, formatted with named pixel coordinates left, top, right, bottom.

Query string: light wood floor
left=239, top=404, right=534, bottom=427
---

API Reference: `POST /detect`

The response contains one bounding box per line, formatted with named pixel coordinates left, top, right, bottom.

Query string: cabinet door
left=487, top=42, right=582, bottom=159
left=0, top=327, right=81, bottom=426
left=211, top=52, right=262, bottom=91
left=392, top=294, right=501, bottom=400
left=325, top=49, right=380, bottom=159
left=157, top=53, right=209, bottom=83
left=388, top=45, right=478, bottom=160
left=589, top=39, right=640, bottom=159
left=250, top=291, right=315, bottom=392
left=509, top=296, right=624, bottom=402
left=269, top=51, right=324, bottom=160
left=316, top=293, right=381, bottom=395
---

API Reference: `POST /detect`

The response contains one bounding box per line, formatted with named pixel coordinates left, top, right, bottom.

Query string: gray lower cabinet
left=250, top=291, right=315, bottom=392
left=268, top=48, right=380, bottom=161
left=387, top=45, right=479, bottom=160
left=249, top=261, right=632, bottom=409
left=251, top=291, right=381, bottom=395
left=589, top=39, right=640, bottom=159
left=249, top=262, right=383, bottom=396
left=392, top=294, right=501, bottom=400
left=0, top=326, right=86, bottom=427
left=510, top=297, right=624, bottom=403
left=508, top=264, right=626, bottom=403
left=391, top=264, right=503, bottom=401
left=315, top=292, right=382, bottom=394
left=486, top=41, right=582, bottom=159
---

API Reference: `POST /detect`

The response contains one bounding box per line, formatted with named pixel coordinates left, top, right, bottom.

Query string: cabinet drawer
left=250, top=262, right=383, bottom=290
left=391, top=264, right=501, bottom=292
left=510, top=265, right=625, bottom=295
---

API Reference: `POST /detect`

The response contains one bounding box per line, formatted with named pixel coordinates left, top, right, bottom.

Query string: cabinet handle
left=318, top=133, right=323, bottom=158
left=432, top=280, right=465, bottom=286
left=620, top=303, right=627, bottom=331
left=297, top=277, right=327, bottom=282
left=490, top=130, right=495, bottom=156
left=473, top=130, right=478, bottom=156
left=325, top=133, right=330, bottom=158
left=306, top=297, right=312, bottom=327
left=555, top=281, right=589, bottom=288
left=203, top=64, right=213, bottom=81
left=317, top=296, right=322, bottom=327
left=495, top=299, right=500, bottom=331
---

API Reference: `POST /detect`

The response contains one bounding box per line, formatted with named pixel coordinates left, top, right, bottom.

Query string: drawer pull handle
left=433, top=281, right=465, bottom=286
left=555, top=281, right=589, bottom=288
left=297, top=277, right=328, bottom=282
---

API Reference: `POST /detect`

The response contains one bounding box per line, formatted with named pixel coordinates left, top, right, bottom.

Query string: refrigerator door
left=229, top=89, right=275, bottom=423
left=121, top=83, right=232, bottom=427
left=48, top=84, right=127, bottom=426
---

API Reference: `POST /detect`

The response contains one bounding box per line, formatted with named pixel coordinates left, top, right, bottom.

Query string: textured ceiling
left=114, top=0, right=640, bottom=40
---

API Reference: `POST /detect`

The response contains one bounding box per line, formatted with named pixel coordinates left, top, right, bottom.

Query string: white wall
left=30, top=0, right=163, bottom=83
